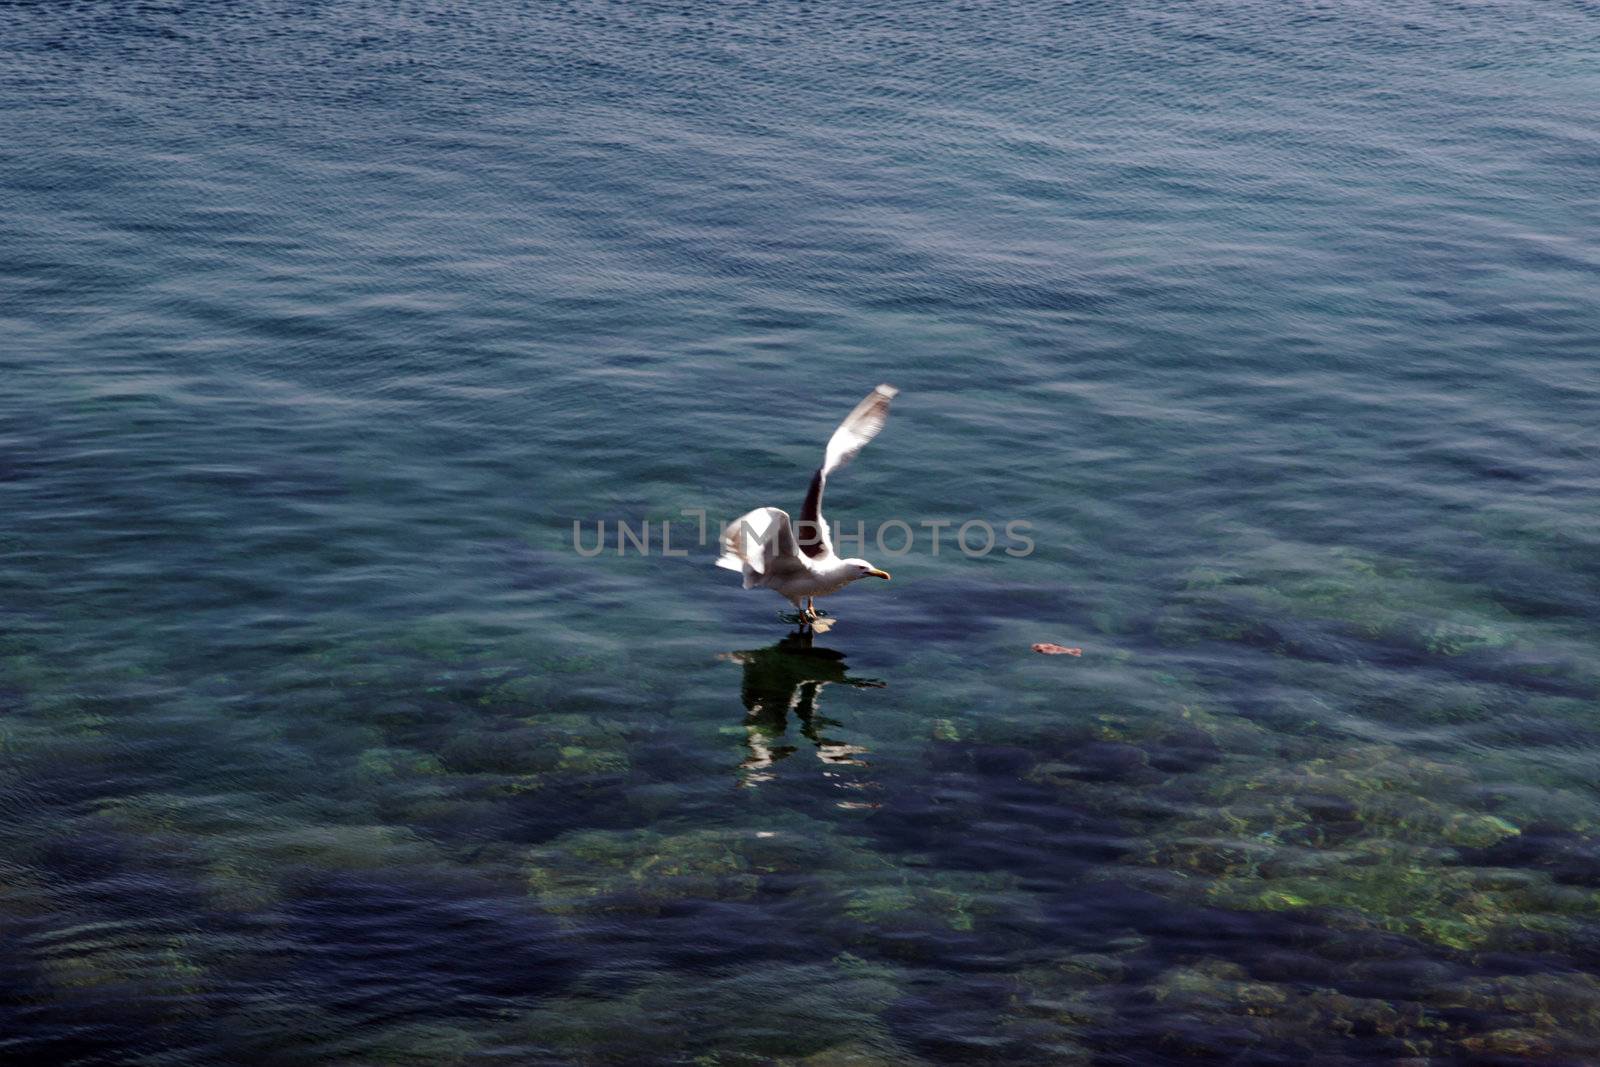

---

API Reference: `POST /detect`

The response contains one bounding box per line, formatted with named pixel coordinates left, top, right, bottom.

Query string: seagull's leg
left=805, top=597, right=815, bottom=621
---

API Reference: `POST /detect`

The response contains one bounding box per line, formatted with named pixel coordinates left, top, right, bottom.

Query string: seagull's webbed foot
left=780, top=604, right=831, bottom=632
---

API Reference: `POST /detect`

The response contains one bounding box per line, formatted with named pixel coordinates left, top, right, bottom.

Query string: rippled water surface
left=5, top=2, right=1600, bottom=1063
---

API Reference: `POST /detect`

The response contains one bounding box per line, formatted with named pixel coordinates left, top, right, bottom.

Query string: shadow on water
left=721, top=628, right=885, bottom=788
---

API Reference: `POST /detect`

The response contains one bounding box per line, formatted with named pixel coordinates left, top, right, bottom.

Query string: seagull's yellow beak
left=866, top=568, right=891, bottom=580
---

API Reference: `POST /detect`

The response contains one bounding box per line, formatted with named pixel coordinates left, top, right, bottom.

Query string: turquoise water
left=4, top=1, right=1600, bottom=1062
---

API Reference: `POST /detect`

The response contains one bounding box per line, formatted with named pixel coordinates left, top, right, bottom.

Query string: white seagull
left=717, top=385, right=897, bottom=625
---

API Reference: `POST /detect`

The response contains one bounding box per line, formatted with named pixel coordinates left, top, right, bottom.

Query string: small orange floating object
left=1032, top=643, right=1082, bottom=656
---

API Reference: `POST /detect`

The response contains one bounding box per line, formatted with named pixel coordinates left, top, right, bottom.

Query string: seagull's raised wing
left=823, top=384, right=898, bottom=476
left=799, top=384, right=897, bottom=559
left=717, top=506, right=808, bottom=587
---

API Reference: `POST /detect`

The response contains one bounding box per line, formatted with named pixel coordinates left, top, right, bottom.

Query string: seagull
left=717, top=384, right=897, bottom=626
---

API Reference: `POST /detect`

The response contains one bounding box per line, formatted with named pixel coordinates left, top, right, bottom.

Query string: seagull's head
left=843, top=558, right=892, bottom=582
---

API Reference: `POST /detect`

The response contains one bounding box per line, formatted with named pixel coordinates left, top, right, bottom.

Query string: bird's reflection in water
left=720, top=630, right=885, bottom=794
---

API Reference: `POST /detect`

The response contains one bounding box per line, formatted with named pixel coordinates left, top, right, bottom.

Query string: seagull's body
left=717, top=385, right=897, bottom=625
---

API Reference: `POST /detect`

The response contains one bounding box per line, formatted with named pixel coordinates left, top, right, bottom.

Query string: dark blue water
left=4, top=2, right=1600, bottom=1063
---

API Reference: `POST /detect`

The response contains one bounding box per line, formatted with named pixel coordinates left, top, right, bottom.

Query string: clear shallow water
left=3, top=1, right=1600, bottom=1062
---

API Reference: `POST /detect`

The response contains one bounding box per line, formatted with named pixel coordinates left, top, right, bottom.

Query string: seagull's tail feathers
left=718, top=506, right=790, bottom=587
left=822, top=383, right=898, bottom=477
left=715, top=556, right=762, bottom=589
left=714, top=546, right=755, bottom=587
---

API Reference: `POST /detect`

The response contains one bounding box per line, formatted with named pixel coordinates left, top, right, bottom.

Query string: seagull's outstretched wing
left=799, top=384, right=897, bottom=559
left=718, top=506, right=808, bottom=588
left=823, top=384, right=898, bottom=477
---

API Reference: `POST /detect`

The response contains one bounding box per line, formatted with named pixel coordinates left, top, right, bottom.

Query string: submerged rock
left=526, top=827, right=786, bottom=915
